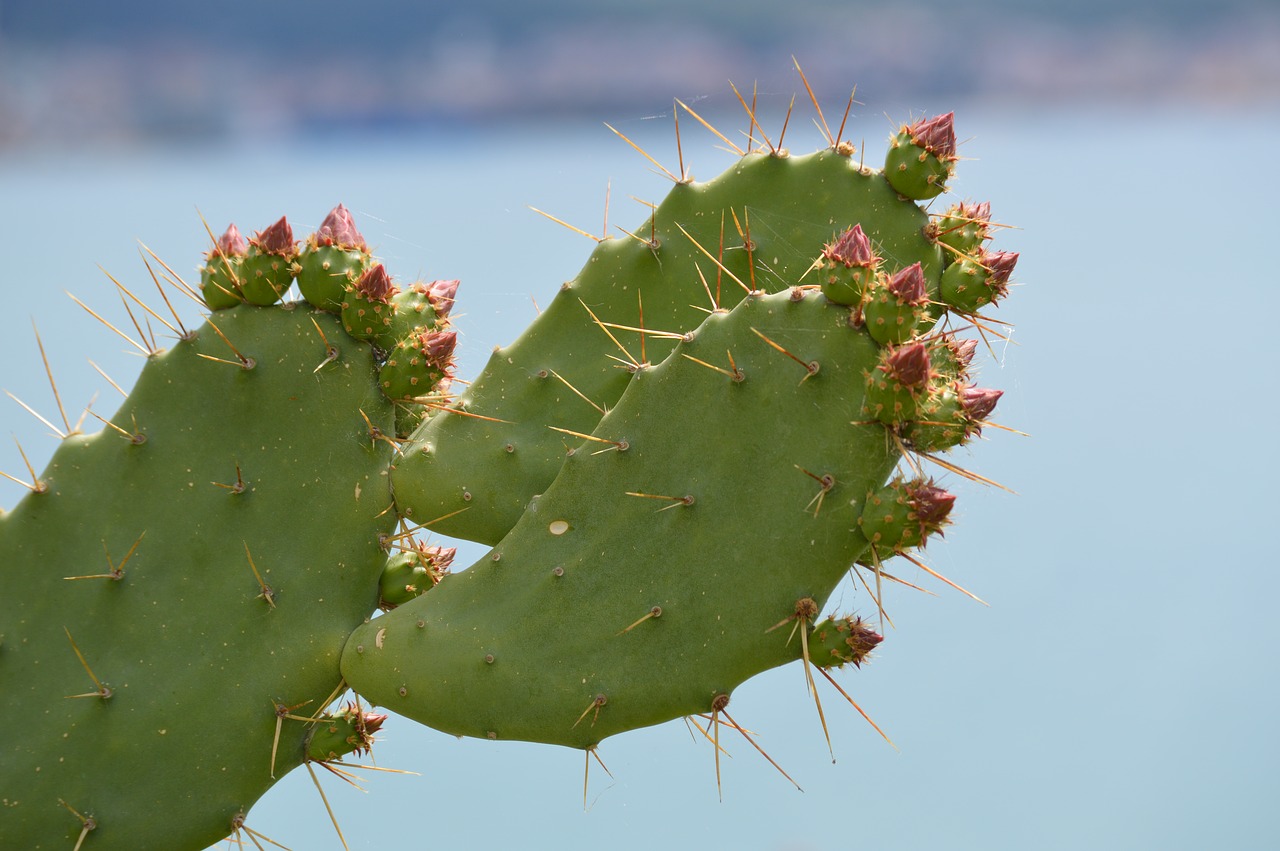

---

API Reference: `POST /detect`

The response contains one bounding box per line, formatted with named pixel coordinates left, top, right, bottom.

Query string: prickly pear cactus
left=345, top=109, right=1019, bottom=750
left=391, top=140, right=943, bottom=545
left=0, top=207, right=456, bottom=849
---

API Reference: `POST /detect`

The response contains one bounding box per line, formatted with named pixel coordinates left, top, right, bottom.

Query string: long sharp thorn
left=897, top=549, right=989, bottom=606
left=205, top=318, right=252, bottom=367
left=104, top=266, right=179, bottom=337
left=4, top=436, right=45, bottom=493
left=868, top=546, right=889, bottom=632
left=694, top=264, right=719, bottom=312
left=244, top=542, right=276, bottom=608
left=550, top=425, right=627, bottom=453
left=815, top=665, right=897, bottom=749
left=750, top=327, right=819, bottom=379
left=88, top=360, right=128, bottom=397
left=593, top=178, right=607, bottom=241
left=729, top=207, right=757, bottom=292
left=673, top=100, right=687, bottom=180
left=529, top=206, right=603, bottom=242
left=604, top=123, right=679, bottom=182
left=578, top=298, right=639, bottom=367
left=729, top=80, right=774, bottom=153
left=30, top=322, right=71, bottom=435
left=59, top=799, right=96, bottom=851
left=721, top=709, right=803, bottom=792
left=916, top=450, right=1017, bottom=493
left=849, top=563, right=896, bottom=630
left=676, top=223, right=750, bottom=295
left=549, top=369, right=605, bottom=415
left=68, top=290, right=148, bottom=353
left=63, top=627, right=109, bottom=699
left=834, top=86, right=859, bottom=148
left=800, top=619, right=834, bottom=761
left=305, top=762, right=351, bottom=851
left=117, top=290, right=157, bottom=356
left=637, top=291, right=646, bottom=364
left=418, top=401, right=514, bottom=424
left=793, top=57, right=833, bottom=146
left=5, top=389, right=65, bottom=438
left=138, top=241, right=203, bottom=305
left=777, top=93, right=796, bottom=150
left=675, top=99, right=745, bottom=156
left=138, top=249, right=190, bottom=337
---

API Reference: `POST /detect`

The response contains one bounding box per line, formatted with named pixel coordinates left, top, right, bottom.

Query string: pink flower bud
left=355, top=263, right=396, bottom=302
left=957, top=200, right=991, bottom=224
left=419, top=329, right=457, bottom=369
left=427, top=279, right=460, bottom=319
left=908, top=481, right=956, bottom=528
left=215, top=223, right=247, bottom=256
left=909, top=112, right=957, bottom=159
left=960, top=385, right=1003, bottom=422
left=951, top=338, right=978, bottom=368
left=315, top=204, right=368, bottom=251
left=984, top=250, right=1019, bottom=287
left=888, top=262, right=928, bottom=304
left=824, top=224, right=879, bottom=268
left=253, top=216, right=295, bottom=255
left=882, top=342, right=931, bottom=388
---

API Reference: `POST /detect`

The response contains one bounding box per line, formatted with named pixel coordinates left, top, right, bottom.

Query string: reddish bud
left=419, top=329, right=457, bottom=369
left=984, top=250, right=1019, bottom=288
left=420, top=544, right=456, bottom=572
left=960, top=385, right=1003, bottom=422
left=882, top=342, right=931, bottom=388
left=427, top=279, right=460, bottom=319
left=315, top=204, right=367, bottom=251
left=355, top=263, right=396, bottom=302
left=253, top=216, right=295, bottom=255
left=845, top=619, right=883, bottom=667
left=951, top=337, right=979, bottom=369
left=360, top=711, right=388, bottom=737
left=908, top=481, right=956, bottom=528
left=824, top=224, right=879, bottom=268
left=956, top=200, right=991, bottom=224
left=214, top=223, right=247, bottom=256
left=909, top=112, right=957, bottom=159
left=887, top=262, right=928, bottom=304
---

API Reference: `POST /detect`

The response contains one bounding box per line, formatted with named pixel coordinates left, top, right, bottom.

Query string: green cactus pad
left=0, top=305, right=396, bottom=849
left=393, top=148, right=942, bottom=545
left=344, top=288, right=900, bottom=748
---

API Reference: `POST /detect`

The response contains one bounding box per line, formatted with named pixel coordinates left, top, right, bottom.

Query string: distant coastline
left=3, top=3, right=1277, bottom=151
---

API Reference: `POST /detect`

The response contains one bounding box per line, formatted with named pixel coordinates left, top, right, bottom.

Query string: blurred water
left=2, top=102, right=1278, bottom=850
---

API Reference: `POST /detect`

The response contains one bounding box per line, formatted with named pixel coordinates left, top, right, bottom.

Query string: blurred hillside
left=2, top=0, right=1277, bottom=149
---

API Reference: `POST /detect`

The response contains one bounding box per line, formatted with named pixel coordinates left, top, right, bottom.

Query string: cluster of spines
left=198, top=205, right=460, bottom=434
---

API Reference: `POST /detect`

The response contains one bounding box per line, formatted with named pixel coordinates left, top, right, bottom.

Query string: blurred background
left=2, top=1, right=1278, bottom=849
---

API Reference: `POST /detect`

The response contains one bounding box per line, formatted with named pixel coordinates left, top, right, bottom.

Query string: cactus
left=390, top=134, right=943, bottom=545
left=0, top=208, right=457, bottom=848
left=1, top=85, right=1019, bottom=847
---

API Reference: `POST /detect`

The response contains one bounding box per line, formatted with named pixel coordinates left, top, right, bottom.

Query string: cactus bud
left=355, top=264, right=396, bottom=303
left=314, top=204, right=368, bottom=251
left=960, top=385, right=1002, bottom=422
left=421, top=329, right=458, bottom=370
left=215, top=223, right=248, bottom=257
left=887, top=262, right=928, bottom=305
left=810, top=615, right=884, bottom=669
left=427, top=279, right=460, bottom=319
left=909, top=111, right=956, bottom=159
left=200, top=223, right=248, bottom=310
left=885, top=112, right=958, bottom=200
left=252, top=216, right=296, bottom=255
left=820, top=224, right=881, bottom=306
left=882, top=342, right=931, bottom=388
